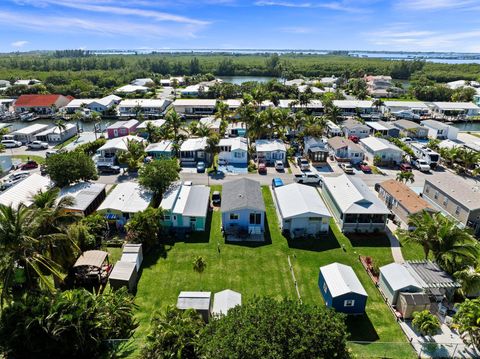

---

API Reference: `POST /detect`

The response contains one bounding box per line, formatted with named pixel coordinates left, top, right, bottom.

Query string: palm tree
left=165, top=109, right=183, bottom=143
left=187, top=121, right=199, bottom=137
left=118, top=139, right=146, bottom=172
left=145, top=121, right=159, bottom=142
left=206, top=134, right=219, bottom=166
left=55, top=120, right=67, bottom=134
left=196, top=122, right=211, bottom=138
left=215, top=101, right=230, bottom=123
left=193, top=256, right=206, bottom=275
left=395, top=171, right=415, bottom=183
left=236, top=95, right=257, bottom=146
left=325, top=104, right=342, bottom=124
left=0, top=204, right=64, bottom=302
left=454, top=266, right=480, bottom=298
left=397, top=211, right=439, bottom=260
left=372, top=98, right=384, bottom=112
left=412, top=310, right=440, bottom=336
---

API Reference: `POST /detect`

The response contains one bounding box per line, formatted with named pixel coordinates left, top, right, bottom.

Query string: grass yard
left=12, top=154, right=46, bottom=164
left=130, top=186, right=415, bottom=358
left=54, top=134, right=79, bottom=149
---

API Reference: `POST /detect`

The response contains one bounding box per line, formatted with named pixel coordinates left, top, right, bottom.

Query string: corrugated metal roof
left=97, top=182, right=153, bottom=214
left=180, top=137, right=207, bottom=152
left=173, top=185, right=210, bottom=217
left=405, top=260, right=460, bottom=289
left=254, top=139, right=286, bottom=152
left=275, top=183, right=331, bottom=219
left=109, top=261, right=136, bottom=282
left=360, top=137, right=403, bottom=153
left=320, top=262, right=368, bottom=297
left=0, top=173, right=52, bottom=208
left=58, top=182, right=106, bottom=212
left=73, top=250, right=108, bottom=268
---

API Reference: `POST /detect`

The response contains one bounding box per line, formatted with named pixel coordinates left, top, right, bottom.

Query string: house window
left=455, top=206, right=461, bottom=215
left=425, top=186, right=430, bottom=194
left=190, top=217, right=196, bottom=222
left=434, top=191, right=439, bottom=200
left=229, top=213, right=239, bottom=220
left=163, top=215, right=171, bottom=221
left=344, top=299, right=355, bottom=307
left=443, top=198, right=449, bottom=206
left=323, top=283, right=328, bottom=293
left=249, top=213, right=262, bottom=225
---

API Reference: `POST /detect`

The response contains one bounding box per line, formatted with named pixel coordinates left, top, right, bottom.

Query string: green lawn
left=54, top=135, right=79, bottom=149
left=130, top=186, right=415, bottom=358
left=12, top=155, right=46, bottom=164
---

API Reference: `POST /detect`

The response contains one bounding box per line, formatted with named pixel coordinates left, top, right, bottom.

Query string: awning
left=73, top=250, right=108, bottom=268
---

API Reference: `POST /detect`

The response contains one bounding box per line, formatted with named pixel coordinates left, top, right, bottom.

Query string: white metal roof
left=159, top=182, right=182, bottom=212
left=380, top=263, right=422, bottom=292
left=223, top=99, right=242, bottom=108
left=218, top=137, right=247, bottom=151
left=109, top=261, right=137, bottom=281
left=177, top=291, right=211, bottom=310
left=173, top=99, right=217, bottom=107
left=255, top=139, right=286, bottom=152
left=107, top=119, right=139, bottom=129
left=384, top=101, right=428, bottom=109
left=333, top=100, right=373, bottom=108
left=421, top=119, right=451, bottom=131
left=0, top=173, right=51, bottom=208
left=320, top=262, right=368, bottom=297
left=118, top=99, right=167, bottom=108
left=12, top=123, right=49, bottom=135
left=275, top=183, right=331, bottom=219
left=180, top=137, right=207, bottom=152
left=97, top=182, right=153, bottom=214
left=131, top=78, right=154, bottom=86
left=137, top=119, right=166, bottom=129
left=172, top=184, right=210, bottom=217
left=360, top=137, right=403, bottom=153
left=115, top=84, right=149, bottom=93
left=181, top=84, right=209, bottom=93
left=146, top=140, right=173, bottom=153
left=97, top=136, right=145, bottom=152
left=212, top=289, right=242, bottom=315
left=432, top=102, right=480, bottom=110
left=365, top=121, right=388, bottom=131
left=323, top=174, right=389, bottom=215
left=58, top=182, right=106, bottom=212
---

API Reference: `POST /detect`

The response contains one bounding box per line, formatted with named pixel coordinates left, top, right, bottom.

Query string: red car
left=399, top=163, right=412, bottom=172
left=258, top=162, right=267, bottom=174
left=359, top=162, right=372, bottom=173
left=348, top=135, right=360, bottom=143
left=20, top=160, right=39, bottom=170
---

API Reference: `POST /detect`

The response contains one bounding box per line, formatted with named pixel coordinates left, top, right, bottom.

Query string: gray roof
left=58, top=182, right=106, bottom=212
left=341, top=118, right=369, bottom=130
left=183, top=186, right=211, bottom=217
left=109, top=261, right=137, bottom=282
left=177, top=291, right=211, bottom=311
left=405, top=260, right=460, bottom=289
left=73, top=250, right=108, bottom=268
left=327, top=137, right=363, bottom=152
left=380, top=263, right=422, bottom=292
left=392, top=119, right=422, bottom=130
left=424, top=171, right=480, bottom=211
left=221, top=178, right=265, bottom=213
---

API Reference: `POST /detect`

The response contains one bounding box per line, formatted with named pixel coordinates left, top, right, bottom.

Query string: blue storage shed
left=318, top=262, right=368, bottom=314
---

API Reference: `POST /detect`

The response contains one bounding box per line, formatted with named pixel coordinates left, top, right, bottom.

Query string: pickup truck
left=414, top=159, right=431, bottom=172
left=293, top=172, right=322, bottom=185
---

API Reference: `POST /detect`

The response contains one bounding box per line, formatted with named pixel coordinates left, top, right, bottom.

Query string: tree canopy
left=138, top=158, right=180, bottom=197
left=45, top=150, right=98, bottom=187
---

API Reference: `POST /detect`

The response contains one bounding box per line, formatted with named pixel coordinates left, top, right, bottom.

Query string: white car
left=340, top=163, right=354, bottom=174
left=414, top=159, right=431, bottom=172
left=401, top=137, right=413, bottom=143
left=1, top=140, right=22, bottom=148
left=27, top=140, right=49, bottom=150
left=297, top=157, right=310, bottom=171
left=274, top=160, right=285, bottom=171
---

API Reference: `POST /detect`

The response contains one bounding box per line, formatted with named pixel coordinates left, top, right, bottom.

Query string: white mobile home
left=11, top=124, right=49, bottom=144
left=218, top=137, right=248, bottom=165
left=274, top=183, right=331, bottom=237
left=420, top=119, right=459, bottom=140
left=254, top=139, right=287, bottom=165
left=383, top=101, right=429, bottom=116
left=360, top=137, right=403, bottom=165
left=173, top=99, right=216, bottom=117
left=430, top=102, right=480, bottom=118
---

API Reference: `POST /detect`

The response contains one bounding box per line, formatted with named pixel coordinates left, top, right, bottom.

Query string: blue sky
left=2, top=0, right=480, bottom=52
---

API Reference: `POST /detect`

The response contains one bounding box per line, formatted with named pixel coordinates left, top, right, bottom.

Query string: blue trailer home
left=318, top=262, right=368, bottom=314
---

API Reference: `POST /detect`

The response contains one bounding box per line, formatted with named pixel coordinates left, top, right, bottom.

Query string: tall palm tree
left=206, top=133, right=219, bottom=166
left=397, top=211, right=439, bottom=260
left=215, top=101, right=230, bottom=123
left=118, top=139, right=146, bottom=172
left=236, top=95, right=257, bottom=146
left=196, top=122, right=211, bottom=138
left=55, top=120, right=67, bottom=134
left=372, top=98, right=384, bottom=112
left=325, top=104, right=342, bottom=124
left=165, top=109, right=183, bottom=143
left=454, top=266, right=480, bottom=298
left=187, top=121, right=199, bottom=137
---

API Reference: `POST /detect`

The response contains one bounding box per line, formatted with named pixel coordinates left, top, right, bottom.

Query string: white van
left=1, top=139, right=22, bottom=148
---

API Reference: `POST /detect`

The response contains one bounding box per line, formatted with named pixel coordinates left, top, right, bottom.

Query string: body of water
left=350, top=52, right=480, bottom=64
left=451, top=122, right=480, bottom=132
left=218, top=76, right=282, bottom=84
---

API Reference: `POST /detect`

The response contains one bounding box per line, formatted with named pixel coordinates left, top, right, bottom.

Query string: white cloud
left=398, top=0, right=477, bottom=10
left=11, top=40, right=29, bottom=47
left=254, top=0, right=367, bottom=12
left=0, top=11, right=204, bottom=39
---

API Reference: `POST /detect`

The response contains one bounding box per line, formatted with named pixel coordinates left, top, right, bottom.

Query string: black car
left=97, top=164, right=121, bottom=174
left=212, top=191, right=221, bottom=206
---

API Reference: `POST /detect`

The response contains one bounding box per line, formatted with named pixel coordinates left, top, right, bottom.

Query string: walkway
left=386, top=220, right=405, bottom=263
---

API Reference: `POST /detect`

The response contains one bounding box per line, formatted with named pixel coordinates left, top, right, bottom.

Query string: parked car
left=20, top=160, right=38, bottom=170
left=45, top=149, right=58, bottom=158
left=272, top=178, right=284, bottom=188
left=212, top=191, right=221, bottom=206
left=1, top=171, right=30, bottom=189
left=340, top=162, right=354, bottom=174
left=196, top=161, right=206, bottom=173
left=1, top=140, right=22, bottom=148
left=293, top=172, right=322, bottom=185
left=401, top=137, right=413, bottom=144
left=414, top=159, right=431, bottom=172
left=27, top=140, right=48, bottom=150
left=258, top=162, right=267, bottom=174
left=348, top=135, right=360, bottom=143
left=97, top=164, right=121, bottom=174
left=274, top=160, right=284, bottom=171
left=399, top=163, right=412, bottom=172
left=297, top=157, right=310, bottom=171
left=359, top=162, right=372, bottom=173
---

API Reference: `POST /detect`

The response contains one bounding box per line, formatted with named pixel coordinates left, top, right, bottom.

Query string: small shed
left=378, top=263, right=423, bottom=304
left=121, top=243, right=143, bottom=271
left=72, top=250, right=110, bottom=287
left=109, top=261, right=138, bottom=292
left=318, top=262, right=368, bottom=314
left=397, top=292, right=431, bottom=319
left=212, top=289, right=242, bottom=316
left=177, top=291, right=212, bottom=322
